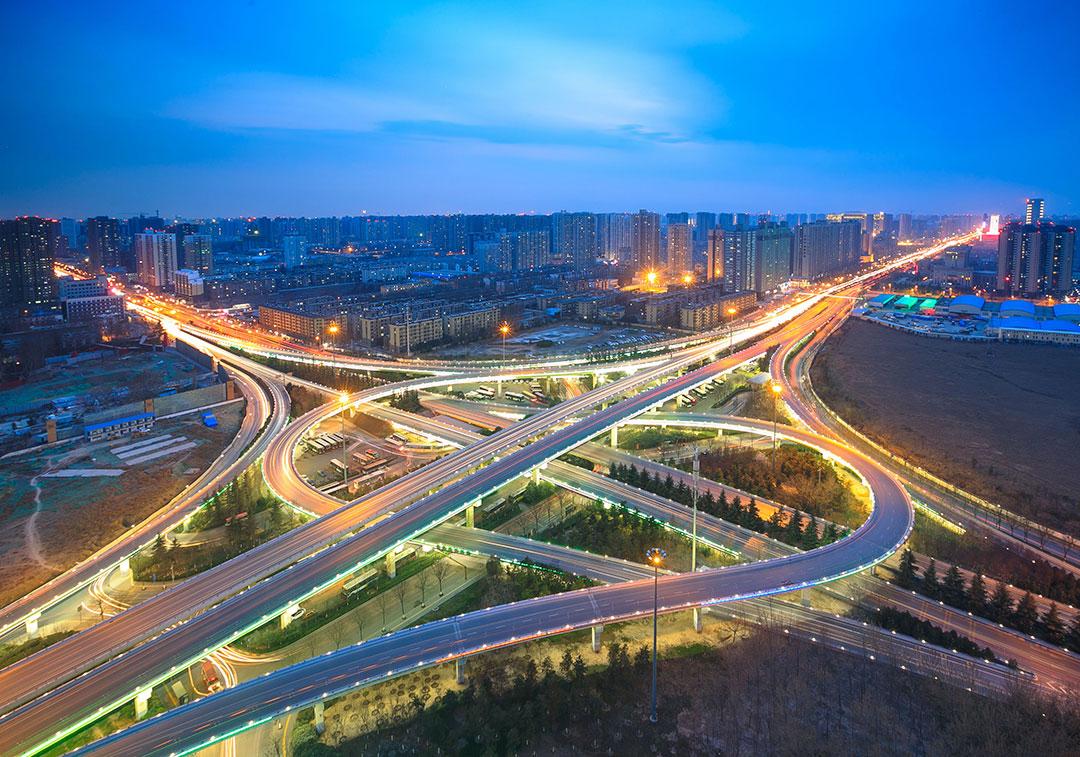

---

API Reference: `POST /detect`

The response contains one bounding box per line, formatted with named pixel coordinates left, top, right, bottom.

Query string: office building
left=552, top=212, right=598, bottom=268
left=0, top=217, right=58, bottom=312
left=85, top=216, right=121, bottom=272
left=996, top=221, right=1075, bottom=295
left=793, top=220, right=862, bottom=280
left=135, top=232, right=178, bottom=289
left=630, top=210, right=660, bottom=271
left=1025, top=198, right=1045, bottom=225
left=666, top=221, right=692, bottom=275
left=182, top=234, right=214, bottom=275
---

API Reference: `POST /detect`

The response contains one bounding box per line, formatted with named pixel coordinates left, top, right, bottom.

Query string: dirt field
left=0, top=403, right=244, bottom=609
left=811, top=319, right=1080, bottom=534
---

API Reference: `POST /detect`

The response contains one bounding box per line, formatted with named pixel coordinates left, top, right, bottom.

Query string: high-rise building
left=898, top=213, right=912, bottom=242
left=1025, top=198, right=1045, bottom=225
left=597, top=213, right=632, bottom=264
left=630, top=210, right=660, bottom=271
left=552, top=212, right=598, bottom=268
left=705, top=228, right=724, bottom=284
left=0, top=217, right=58, bottom=312
left=282, top=235, right=306, bottom=270
left=182, top=234, right=213, bottom=275
left=494, top=230, right=550, bottom=272
left=752, top=222, right=794, bottom=293
left=722, top=228, right=752, bottom=293
left=666, top=222, right=692, bottom=275
left=135, top=232, right=178, bottom=289
left=794, top=220, right=862, bottom=280
left=721, top=223, right=794, bottom=294
left=85, top=217, right=121, bottom=272
left=996, top=221, right=1075, bottom=295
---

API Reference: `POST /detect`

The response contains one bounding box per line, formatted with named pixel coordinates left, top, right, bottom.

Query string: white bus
left=505, top=391, right=528, bottom=402
left=342, top=569, right=378, bottom=599
left=475, top=386, right=495, bottom=398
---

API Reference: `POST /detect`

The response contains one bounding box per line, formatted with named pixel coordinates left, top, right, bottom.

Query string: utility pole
left=646, top=547, right=666, bottom=724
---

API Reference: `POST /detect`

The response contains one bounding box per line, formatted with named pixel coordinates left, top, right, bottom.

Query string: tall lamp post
left=769, top=382, right=782, bottom=478
left=726, top=307, right=738, bottom=351
left=326, top=323, right=340, bottom=388
left=645, top=547, right=666, bottom=724
left=498, top=323, right=511, bottom=398
left=339, top=392, right=350, bottom=491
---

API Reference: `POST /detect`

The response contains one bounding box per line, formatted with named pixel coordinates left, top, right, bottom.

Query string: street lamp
left=339, top=392, right=349, bottom=491
left=645, top=547, right=666, bottom=724
left=326, top=323, right=340, bottom=388
left=769, top=382, right=783, bottom=477
left=726, top=307, right=738, bottom=351
left=498, top=322, right=511, bottom=364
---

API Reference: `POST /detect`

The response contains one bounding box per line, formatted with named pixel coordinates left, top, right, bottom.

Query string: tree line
left=897, top=548, right=1080, bottom=652
left=607, top=462, right=848, bottom=551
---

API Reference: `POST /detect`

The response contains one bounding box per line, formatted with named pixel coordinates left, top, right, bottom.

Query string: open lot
left=811, top=318, right=1080, bottom=534
left=0, top=403, right=244, bottom=609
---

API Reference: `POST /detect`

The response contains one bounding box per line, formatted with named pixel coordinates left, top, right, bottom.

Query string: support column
left=313, top=702, right=326, bottom=735
left=465, top=502, right=476, bottom=528
left=692, top=607, right=703, bottom=633
left=591, top=624, right=604, bottom=653
left=25, top=613, right=40, bottom=639
left=496, top=379, right=503, bottom=398
left=134, top=688, right=152, bottom=720
left=455, top=657, right=467, bottom=685
left=531, top=467, right=540, bottom=485
left=610, top=425, right=618, bottom=448
left=800, top=588, right=811, bottom=608
left=385, top=551, right=397, bottom=578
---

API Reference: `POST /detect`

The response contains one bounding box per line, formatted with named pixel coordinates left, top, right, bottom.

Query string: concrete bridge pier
left=800, top=588, right=811, bottom=608
left=591, top=624, right=604, bottom=653
left=610, top=425, right=619, bottom=448
left=465, top=501, right=477, bottom=528
left=24, top=613, right=41, bottom=639
left=385, top=551, right=398, bottom=578
left=313, top=702, right=326, bottom=734
left=134, top=688, right=152, bottom=720
left=692, top=606, right=703, bottom=633
left=455, top=657, right=467, bottom=685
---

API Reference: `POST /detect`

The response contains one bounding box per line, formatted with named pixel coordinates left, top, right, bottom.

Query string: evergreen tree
left=1041, top=602, right=1065, bottom=644
left=717, top=491, right=729, bottom=517
left=897, top=548, right=918, bottom=589
left=800, top=514, right=819, bottom=550
left=783, top=510, right=803, bottom=546
left=700, top=490, right=716, bottom=516
left=767, top=506, right=785, bottom=537
left=967, top=572, right=987, bottom=613
left=823, top=522, right=839, bottom=544
left=921, top=558, right=940, bottom=598
left=987, top=581, right=1013, bottom=622
left=746, top=498, right=762, bottom=530
left=1011, top=591, right=1039, bottom=633
left=151, top=532, right=167, bottom=562
left=663, top=474, right=676, bottom=495
left=942, top=565, right=966, bottom=608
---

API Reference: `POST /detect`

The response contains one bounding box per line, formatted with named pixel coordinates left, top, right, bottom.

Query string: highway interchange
left=3, top=233, right=1077, bottom=755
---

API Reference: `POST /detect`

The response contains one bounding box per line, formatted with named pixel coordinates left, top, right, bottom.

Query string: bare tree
left=432, top=558, right=450, bottom=597
left=416, top=570, right=430, bottom=607
left=393, top=581, right=409, bottom=620
left=376, top=592, right=389, bottom=632
left=328, top=620, right=346, bottom=650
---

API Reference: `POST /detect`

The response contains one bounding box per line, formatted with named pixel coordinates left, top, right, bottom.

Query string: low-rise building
left=84, top=412, right=155, bottom=442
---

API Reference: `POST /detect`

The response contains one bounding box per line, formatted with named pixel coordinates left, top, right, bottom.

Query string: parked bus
left=342, top=568, right=379, bottom=599
left=387, top=433, right=407, bottom=445
left=475, top=386, right=495, bottom=398
left=361, top=458, right=389, bottom=475
left=505, top=391, right=528, bottom=402
left=330, top=458, right=347, bottom=473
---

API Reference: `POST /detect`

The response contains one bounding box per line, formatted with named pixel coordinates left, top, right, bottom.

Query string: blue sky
left=2, top=0, right=1077, bottom=217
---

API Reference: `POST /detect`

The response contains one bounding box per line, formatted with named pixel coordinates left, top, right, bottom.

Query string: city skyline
left=3, top=1, right=1079, bottom=217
